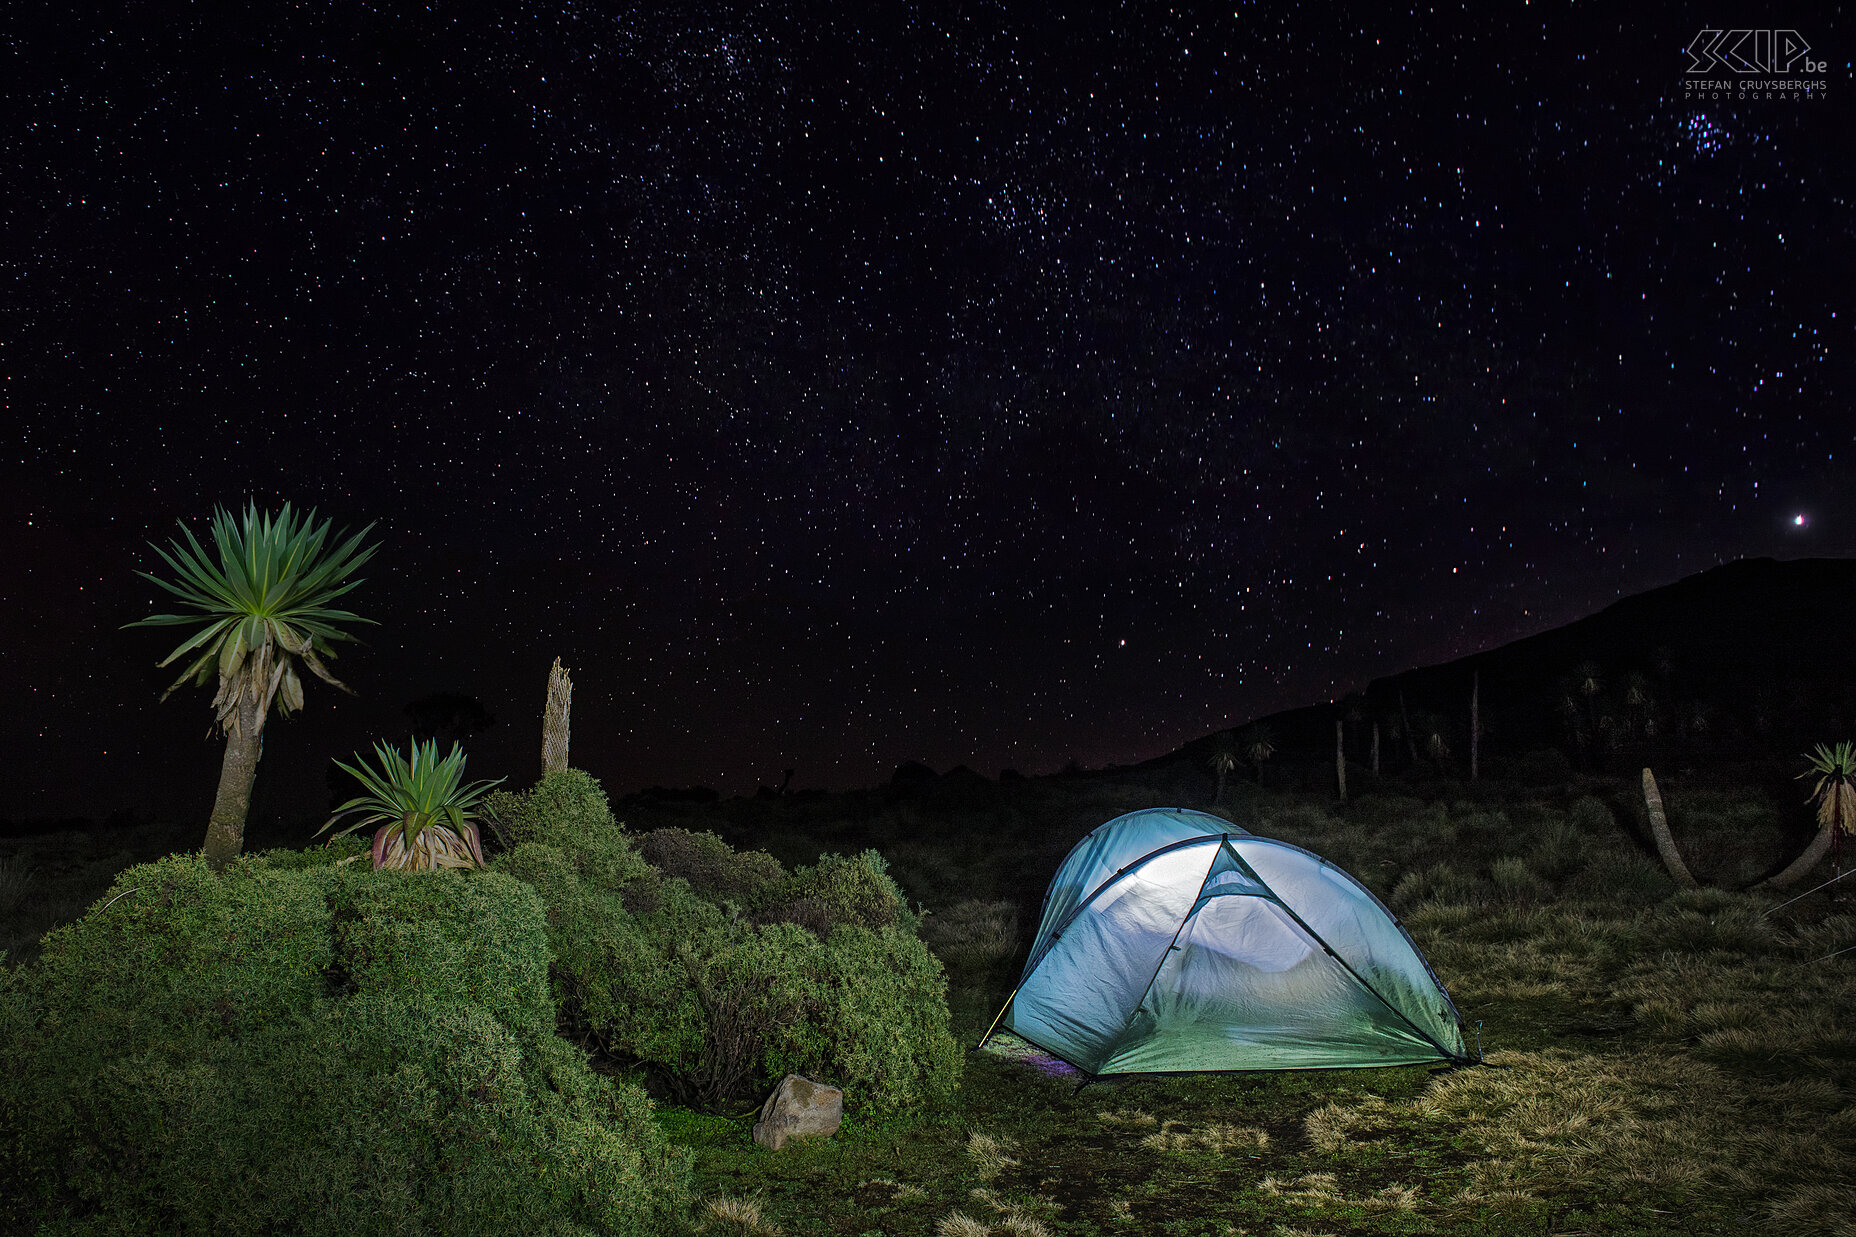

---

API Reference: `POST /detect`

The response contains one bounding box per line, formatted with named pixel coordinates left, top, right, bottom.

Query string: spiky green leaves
left=1206, top=733, right=1238, bottom=777
left=128, top=501, right=378, bottom=728
left=319, top=739, right=505, bottom=870
left=1799, top=742, right=1856, bottom=835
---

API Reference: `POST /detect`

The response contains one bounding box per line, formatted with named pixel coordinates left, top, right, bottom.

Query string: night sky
left=5, top=3, right=1852, bottom=823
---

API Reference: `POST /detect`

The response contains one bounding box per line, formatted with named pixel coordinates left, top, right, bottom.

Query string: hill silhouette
left=1164, top=557, right=1856, bottom=783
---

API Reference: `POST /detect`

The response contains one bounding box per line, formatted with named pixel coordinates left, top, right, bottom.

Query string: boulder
left=751, top=1074, right=843, bottom=1151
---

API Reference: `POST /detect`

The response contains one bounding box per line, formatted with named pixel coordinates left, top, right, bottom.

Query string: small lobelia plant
left=1800, top=741, right=1856, bottom=884
left=1207, top=733, right=1238, bottom=804
left=1238, top=723, right=1276, bottom=784
left=317, top=739, right=504, bottom=871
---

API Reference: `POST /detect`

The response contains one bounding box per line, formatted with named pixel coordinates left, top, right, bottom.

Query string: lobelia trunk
left=1371, top=721, right=1381, bottom=775
left=1641, top=768, right=1699, bottom=889
left=542, top=658, right=573, bottom=774
left=1470, top=670, right=1480, bottom=783
left=1760, top=820, right=1838, bottom=891
left=1399, top=688, right=1418, bottom=766
left=202, top=693, right=266, bottom=872
left=1334, top=718, right=1347, bottom=802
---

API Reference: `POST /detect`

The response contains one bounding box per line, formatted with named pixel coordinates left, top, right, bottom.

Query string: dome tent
left=986, top=808, right=1469, bottom=1075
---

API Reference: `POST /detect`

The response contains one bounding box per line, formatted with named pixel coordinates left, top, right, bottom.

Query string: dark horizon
left=6, top=4, right=1850, bottom=821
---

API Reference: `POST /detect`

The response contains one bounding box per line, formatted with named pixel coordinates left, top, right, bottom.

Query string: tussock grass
left=923, top=899, right=1020, bottom=972
left=1364, top=1182, right=1420, bottom=1211
left=1260, top=1172, right=1420, bottom=1215
left=860, top=1176, right=929, bottom=1202
left=943, top=1189, right=1059, bottom=1237
left=965, top=1131, right=1020, bottom=1181
left=1094, top=1107, right=1158, bottom=1128
left=935, top=1213, right=992, bottom=1237
left=1139, top=1119, right=1269, bottom=1154
left=702, top=1194, right=782, bottom=1236
left=1260, top=1172, right=1343, bottom=1203
left=0, top=854, right=34, bottom=917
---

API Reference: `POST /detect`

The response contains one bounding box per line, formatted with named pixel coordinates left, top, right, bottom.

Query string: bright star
left=1793, top=514, right=1809, bottom=528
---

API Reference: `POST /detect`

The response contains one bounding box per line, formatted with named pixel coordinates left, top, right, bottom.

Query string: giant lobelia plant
left=1763, top=741, right=1856, bottom=891
left=318, top=739, right=503, bottom=871
left=128, top=502, right=378, bottom=871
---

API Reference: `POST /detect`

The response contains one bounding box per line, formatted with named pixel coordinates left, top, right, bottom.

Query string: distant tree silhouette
left=404, top=692, right=496, bottom=751
left=1403, top=711, right=1452, bottom=769
left=1624, top=672, right=1654, bottom=741
left=1207, top=732, right=1238, bottom=804
left=1574, top=661, right=1604, bottom=739
left=1238, top=724, right=1276, bottom=785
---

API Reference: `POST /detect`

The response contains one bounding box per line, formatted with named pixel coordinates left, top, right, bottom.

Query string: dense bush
left=0, top=851, right=690, bottom=1236
left=639, top=826, right=783, bottom=902
left=493, top=771, right=960, bottom=1115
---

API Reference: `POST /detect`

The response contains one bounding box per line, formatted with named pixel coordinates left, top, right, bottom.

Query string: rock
left=751, top=1074, right=843, bottom=1151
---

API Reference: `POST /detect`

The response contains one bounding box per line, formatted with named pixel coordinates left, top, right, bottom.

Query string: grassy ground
left=639, top=767, right=1856, bottom=1237
left=5, top=762, right=1854, bottom=1234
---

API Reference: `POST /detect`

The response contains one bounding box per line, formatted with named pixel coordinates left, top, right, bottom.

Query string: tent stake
left=975, top=987, right=1018, bottom=1052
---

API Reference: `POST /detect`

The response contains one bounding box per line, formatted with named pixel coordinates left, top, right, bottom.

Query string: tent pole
left=976, top=988, right=1019, bottom=1051
left=1268, top=893, right=1464, bottom=1063
left=1099, top=840, right=1226, bottom=1067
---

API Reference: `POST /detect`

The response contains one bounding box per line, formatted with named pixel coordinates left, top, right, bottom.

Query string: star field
left=4, top=3, right=1852, bottom=819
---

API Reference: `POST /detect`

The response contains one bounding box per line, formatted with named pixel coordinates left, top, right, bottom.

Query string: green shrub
left=487, top=767, right=623, bottom=849
left=491, top=780, right=959, bottom=1116
left=759, top=849, right=909, bottom=935
left=0, top=851, right=690, bottom=1236
left=28, top=851, right=337, bottom=1058
left=245, top=835, right=371, bottom=870
left=639, top=827, right=784, bottom=903
left=327, top=866, right=556, bottom=1041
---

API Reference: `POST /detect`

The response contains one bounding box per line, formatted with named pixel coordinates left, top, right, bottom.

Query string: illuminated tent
left=988, top=808, right=1468, bottom=1075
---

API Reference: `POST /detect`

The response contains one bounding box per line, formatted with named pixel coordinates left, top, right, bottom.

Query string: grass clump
left=702, top=1193, right=782, bottom=1235
left=965, top=1131, right=1020, bottom=1181
left=921, top=899, right=1020, bottom=973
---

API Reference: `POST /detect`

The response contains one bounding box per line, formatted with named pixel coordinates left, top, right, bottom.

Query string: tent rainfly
left=985, top=808, right=1470, bottom=1075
